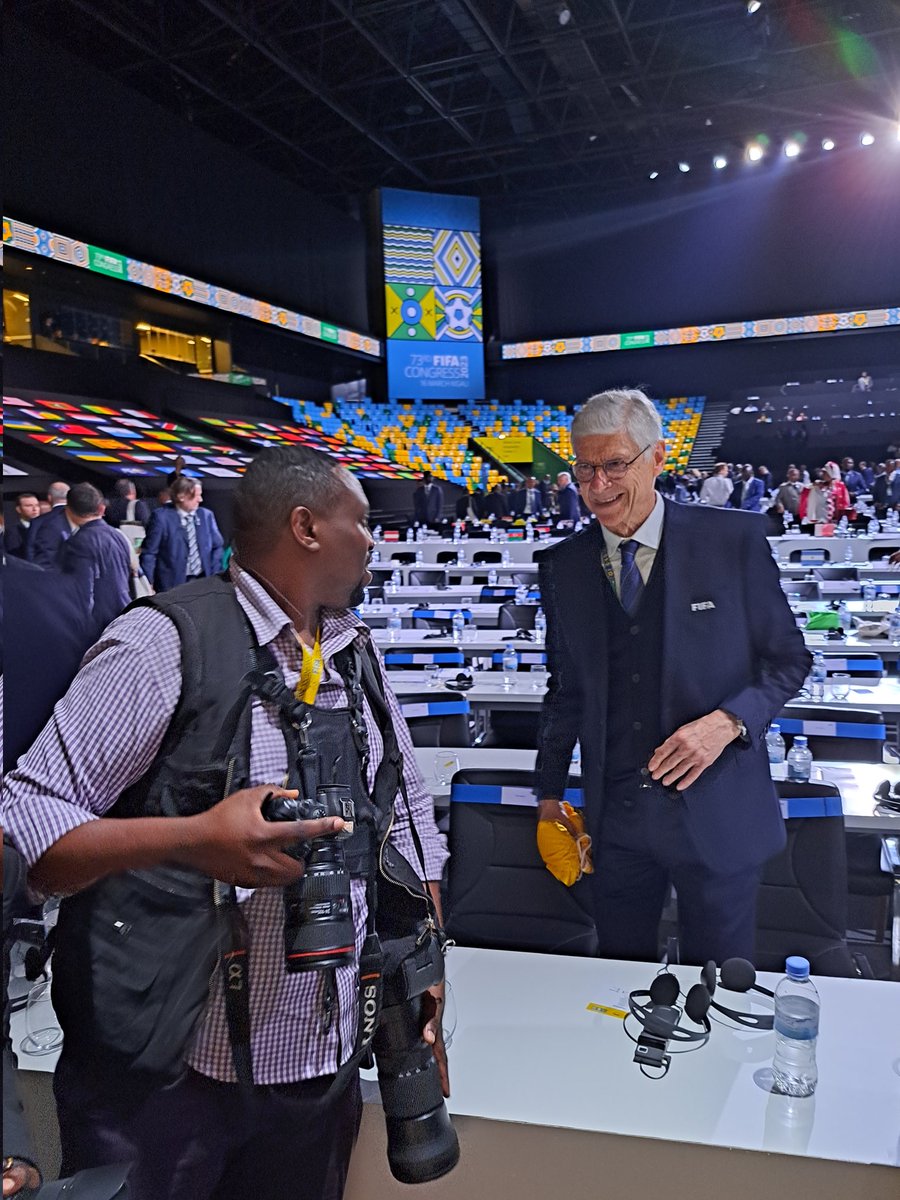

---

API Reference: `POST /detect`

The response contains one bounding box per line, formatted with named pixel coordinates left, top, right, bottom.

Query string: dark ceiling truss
left=15, top=0, right=900, bottom=217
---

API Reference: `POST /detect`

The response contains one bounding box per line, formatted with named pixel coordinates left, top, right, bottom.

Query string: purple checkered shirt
left=2, top=565, right=448, bottom=1084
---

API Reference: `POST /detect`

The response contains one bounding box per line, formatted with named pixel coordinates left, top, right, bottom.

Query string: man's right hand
left=183, top=785, right=346, bottom=888
left=537, top=796, right=578, bottom=835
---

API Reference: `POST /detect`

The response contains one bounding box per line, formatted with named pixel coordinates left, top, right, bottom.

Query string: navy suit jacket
left=4, top=521, right=32, bottom=560
left=413, top=483, right=444, bottom=524
left=740, top=477, right=765, bottom=511
left=557, top=482, right=581, bottom=523
left=139, top=504, right=224, bottom=592
left=27, top=505, right=72, bottom=568
left=535, top=502, right=811, bottom=872
left=104, top=495, right=152, bottom=528
left=58, top=519, right=132, bottom=631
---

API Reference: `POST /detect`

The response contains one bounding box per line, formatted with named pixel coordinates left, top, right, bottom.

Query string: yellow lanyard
left=294, top=628, right=324, bottom=705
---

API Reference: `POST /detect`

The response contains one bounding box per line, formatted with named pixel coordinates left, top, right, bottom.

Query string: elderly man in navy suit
left=140, top=475, right=224, bottom=592
left=27, top=480, right=72, bottom=567
left=555, top=471, right=581, bottom=524
left=536, top=389, right=811, bottom=965
left=57, top=482, right=132, bottom=631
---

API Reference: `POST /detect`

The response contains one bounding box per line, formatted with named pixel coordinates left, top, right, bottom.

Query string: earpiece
left=627, top=972, right=710, bottom=1045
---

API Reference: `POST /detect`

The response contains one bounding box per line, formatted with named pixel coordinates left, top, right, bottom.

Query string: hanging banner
left=382, top=188, right=484, bottom=400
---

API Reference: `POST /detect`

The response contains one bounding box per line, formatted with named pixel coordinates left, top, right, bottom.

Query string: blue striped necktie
left=183, top=513, right=202, bottom=577
left=619, top=539, right=644, bottom=615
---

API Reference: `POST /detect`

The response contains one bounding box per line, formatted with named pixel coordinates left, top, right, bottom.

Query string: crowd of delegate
left=2, top=388, right=900, bottom=1199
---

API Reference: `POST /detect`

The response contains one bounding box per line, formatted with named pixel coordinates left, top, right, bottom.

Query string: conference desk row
left=12, top=951, right=898, bottom=1199
left=410, top=745, right=900, bottom=834
left=370, top=530, right=900, bottom=566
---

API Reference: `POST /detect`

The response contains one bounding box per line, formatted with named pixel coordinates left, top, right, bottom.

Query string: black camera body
left=262, top=786, right=357, bottom=972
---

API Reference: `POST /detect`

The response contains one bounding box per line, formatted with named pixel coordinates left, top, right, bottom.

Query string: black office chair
left=445, top=769, right=597, bottom=956
left=364, top=584, right=385, bottom=602
left=821, top=653, right=884, bottom=681
left=472, top=551, right=501, bottom=564
left=777, top=706, right=885, bottom=762
left=384, top=650, right=465, bottom=670
left=411, top=607, right=471, bottom=632
left=813, top=567, right=857, bottom=581
left=781, top=580, right=819, bottom=600
left=409, top=569, right=446, bottom=587
left=436, top=550, right=459, bottom=564
left=756, top=782, right=858, bottom=976
left=398, top=694, right=471, bottom=747
left=480, top=585, right=518, bottom=601
left=390, top=552, right=417, bottom=564
left=497, top=602, right=538, bottom=631
left=509, top=570, right=536, bottom=586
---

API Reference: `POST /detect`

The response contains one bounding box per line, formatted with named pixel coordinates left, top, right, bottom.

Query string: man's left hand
left=421, top=982, right=450, bottom=1098
left=648, top=710, right=741, bottom=791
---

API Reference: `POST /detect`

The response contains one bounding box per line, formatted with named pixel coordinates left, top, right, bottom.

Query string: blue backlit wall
left=382, top=188, right=484, bottom=401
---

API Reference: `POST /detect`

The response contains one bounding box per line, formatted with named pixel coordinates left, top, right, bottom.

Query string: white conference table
left=372, top=538, right=557, bottom=564
left=370, top=561, right=538, bottom=578
left=363, top=602, right=503, bottom=628
left=770, top=532, right=900, bottom=563
left=370, top=584, right=537, bottom=606
left=411, top=745, right=900, bottom=833
left=389, top=669, right=900, bottom=714
left=346, top=948, right=899, bottom=1200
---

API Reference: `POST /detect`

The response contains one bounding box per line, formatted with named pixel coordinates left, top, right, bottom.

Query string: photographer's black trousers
left=54, top=1049, right=362, bottom=1200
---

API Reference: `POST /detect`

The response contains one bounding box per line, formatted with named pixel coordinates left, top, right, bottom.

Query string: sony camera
left=262, top=785, right=356, bottom=972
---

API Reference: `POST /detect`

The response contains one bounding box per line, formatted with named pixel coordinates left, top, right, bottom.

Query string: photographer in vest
left=2, top=444, right=450, bottom=1200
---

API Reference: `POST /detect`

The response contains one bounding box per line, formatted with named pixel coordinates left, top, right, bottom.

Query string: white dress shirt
left=601, top=492, right=665, bottom=598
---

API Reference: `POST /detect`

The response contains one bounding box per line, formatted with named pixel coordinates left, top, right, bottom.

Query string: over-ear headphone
left=690, top=958, right=775, bottom=1030
left=874, top=780, right=900, bottom=813
left=444, top=671, right=474, bottom=691
left=627, top=972, right=711, bottom=1045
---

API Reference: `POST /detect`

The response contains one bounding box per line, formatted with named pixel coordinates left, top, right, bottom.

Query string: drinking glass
left=433, top=753, right=461, bottom=787
left=426, top=664, right=442, bottom=689
left=22, top=978, right=63, bottom=1055
left=830, top=673, right=851, bottom=701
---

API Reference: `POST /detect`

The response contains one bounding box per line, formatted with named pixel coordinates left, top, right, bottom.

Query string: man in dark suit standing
left=58, top=482, right=132, bottom=631
left=27, top=480, right=72, bottom=567
left=555, top=471, right=581, bottom=524
left=536, top=389, right=810, bottom=965
left=105, top=477, right=152, bottom=528
left=412, top=471, right=444, bottom=527
left=510, top=476, right=543, bottom=519
left=140, top=476, right=225, bottom=592
left=4, top=492, right=40, bottom=559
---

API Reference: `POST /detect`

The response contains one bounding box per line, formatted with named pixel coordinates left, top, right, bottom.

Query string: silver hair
left=571, top=388, right=663, bottom=451
left=47, top=481, right=70, bottom=504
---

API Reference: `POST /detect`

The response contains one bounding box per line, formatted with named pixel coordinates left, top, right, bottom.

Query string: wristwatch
left=722, top=709, right=748, bottom=742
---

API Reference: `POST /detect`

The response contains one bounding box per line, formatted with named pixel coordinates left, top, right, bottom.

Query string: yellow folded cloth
left=537, top=802, right=594, bottom=886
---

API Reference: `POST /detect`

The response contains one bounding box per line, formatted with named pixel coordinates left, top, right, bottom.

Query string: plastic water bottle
left=390, top=568, right=401, bottom=593
left=862, top=579, right=876, bottom=611
left=867, top=517, right=880, bottom=536
left=373, top=525, right=382, bottom=542
left=387, top=608, right=402, bottom=643
left=458, top=546, right=466, bottom=564
left=771, top=957, right=819, bottom=1097
left=501, top=645, right=518, bottom=689
left=889, top=605, right=900, bottom=646
left=415, top=549, right=424, bottom=563
left=502, top=547, right=511, bottom=565
left=843, top=539, right=853, bottom=563
left=809, top=652, right=826, bottom=702
left=837, top=515, right=848, bottom=535
left=526, top=520, right=534, bottom=543
left=453, top=522, right=461, bottom=544
left=487, top=569, right=498, bottom=586
left=534, top=608, right=547, bottom=643
left=838, top=600, right=852, bottom=635
left=451, top=611, right=466, bottom=644
left=371, top=546, right=381, bottom=564
left=406, top=526, right=414, bottom=542
left=766, top=723, right=786, bottom=765
left=786, top=735, right=812, bottom=782
left=571, top=740, right=581, bottom=768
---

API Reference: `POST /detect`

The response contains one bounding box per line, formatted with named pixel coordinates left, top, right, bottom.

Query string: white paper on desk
left=586, top=985, right=629, bottom=1020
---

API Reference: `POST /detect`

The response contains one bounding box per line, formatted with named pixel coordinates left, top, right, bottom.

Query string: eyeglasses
left=572, top=445, right=651, bottom=484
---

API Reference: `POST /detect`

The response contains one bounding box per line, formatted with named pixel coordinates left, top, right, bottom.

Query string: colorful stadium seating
left=276, top=396, right=705, bottom=488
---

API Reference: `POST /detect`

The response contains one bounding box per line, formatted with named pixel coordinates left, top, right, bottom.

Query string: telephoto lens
left=372, top=974, right=459, bottom=1183
left=262, top=786, right=357, bottom=972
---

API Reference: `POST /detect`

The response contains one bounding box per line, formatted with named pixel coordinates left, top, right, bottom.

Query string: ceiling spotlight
left=746, top=0, right=762, bottom=12
left=588, top=133, right=598, bottom=142
left=649, top=170, right=659, bottom=179
left=557, top=4, right=572, bottom=25
left=821, top=137, right=835, bottom=151
left=713, top=155, right=728, bottom=169
left=678, top=161, right=691, bottom=173
left=746, top=141, right=765, bottom=162
left=784, top=139, right=801, bottom=158
left=860, top=131, right=875, bottom=145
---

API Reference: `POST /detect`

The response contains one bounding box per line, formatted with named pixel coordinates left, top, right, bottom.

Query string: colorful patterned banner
left=382, top=189, right=485, bottom=400
left=501, top=307, right=900, bottom=360
left=2, top=216, right=381, bottom=360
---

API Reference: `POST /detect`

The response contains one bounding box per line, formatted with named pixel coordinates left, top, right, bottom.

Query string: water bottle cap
left=785, top=956, right=810, bottom=979
left=770, top=723, right=780, bottom=733
left=794, top=735, right=808, bottom=746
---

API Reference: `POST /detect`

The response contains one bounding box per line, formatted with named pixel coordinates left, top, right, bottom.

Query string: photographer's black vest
left=52, top=575, right=423, bottom=1084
